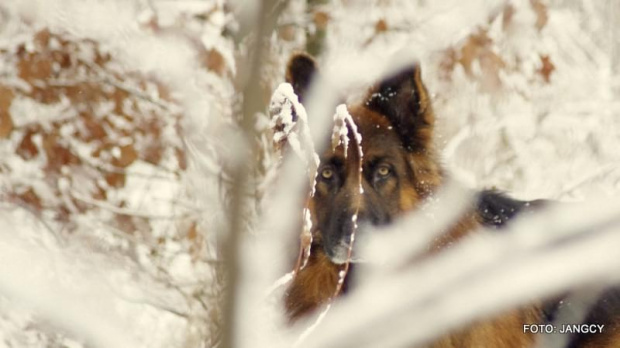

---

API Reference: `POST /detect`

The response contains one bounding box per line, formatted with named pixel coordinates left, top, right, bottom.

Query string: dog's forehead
left=319, top=104, right=404, bottom=161
left=348, top=105, right=403, bottom=153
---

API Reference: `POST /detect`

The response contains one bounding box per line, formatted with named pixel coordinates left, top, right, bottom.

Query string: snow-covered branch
left=297, top=196, right=620, bottom=348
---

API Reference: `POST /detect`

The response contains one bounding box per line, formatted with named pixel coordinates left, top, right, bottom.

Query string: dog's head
left=286, top=53, right=442, bottom=264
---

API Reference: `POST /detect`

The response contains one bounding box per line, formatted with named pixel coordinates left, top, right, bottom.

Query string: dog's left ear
left=286, top=53, right=318, bottom=104
left=366, top=64, right=434, bottom=152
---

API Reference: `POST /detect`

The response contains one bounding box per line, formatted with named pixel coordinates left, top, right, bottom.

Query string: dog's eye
left=375, top=165, right=391, bottom=178
left=321, top=168, right=334, bottom=180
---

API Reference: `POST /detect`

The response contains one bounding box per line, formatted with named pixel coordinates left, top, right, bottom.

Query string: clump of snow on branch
left=331, top=103, right=363, bottom=185
left=269, top=82, right=319, bottom=175
left=269, top=82, right=322, bottom=275
left=330, top=104, right=350, bottom=153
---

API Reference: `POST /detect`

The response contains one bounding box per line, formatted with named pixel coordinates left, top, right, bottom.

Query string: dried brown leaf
left=34, top=29, right=51, bottom=49
left=79, top=112, right=107, bottom=141
left=112, top=144, right=138, bottom=168
left=18, top=54, right=53, bottom=82
left=17, top=187, right=43, bottom=211
left=187, top=222, right=198, bottom=241
left=313, top=11, right=330, bottom=30
left=94, top=49, right=112, bottom=67
left=51, top=49, right=72, bottom=69
left=457, top=30, right=505, bottom=91
left=112, top=88, right=131, bottom=116
left=204, top=49, right=226, bottom=76
left=175, top=147, right=187, bottom=170
left=187, top=221, right=204, bottom=261
left=375, top=19, right=388, bottom=33
left=530, top=0, right=548, bottom=31
left=115, top=214, right=137, bottom=235
left=43, top=133, right=80, bottom=171
left=538, top=55, right=555, bottom=83
left=0, top=86, right=14, bottom=138
left=92, top=183, right=107, bottom=201
left=30, top=86, right=62, bottom=104
left=143, top=118, right=162, bottom=137
left=143, top=142, right=164, bottom=165
left=105, top=172, right=126, bottom=188
left=459, top=30, right=493, bottom=76
left=17, top=129, right=40, bottom=159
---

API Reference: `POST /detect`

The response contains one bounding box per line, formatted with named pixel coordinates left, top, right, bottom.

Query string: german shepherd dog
left=281, top=53, right=620, bottom=347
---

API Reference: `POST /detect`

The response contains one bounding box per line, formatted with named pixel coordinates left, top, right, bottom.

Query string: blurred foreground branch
left=297, top=196, right=620, bottom=348
left=220, top=1, right=288, bottom=348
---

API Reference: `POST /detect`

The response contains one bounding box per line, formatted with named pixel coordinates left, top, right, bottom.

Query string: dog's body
left=281, top=53, right=620, bottom=347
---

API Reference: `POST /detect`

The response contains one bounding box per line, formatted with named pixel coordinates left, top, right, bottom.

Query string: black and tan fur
left=282, top=53, right=620, bottom=347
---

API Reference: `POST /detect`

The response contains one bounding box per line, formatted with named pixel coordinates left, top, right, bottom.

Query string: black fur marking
left=477, top=191, right=620, bottom=347
left=539, top=288, right=620, bottom=348
left=286, top=53, right=317, bottom=104
left=476, top=190, right=547, bottom=228
left=366, top=66, right=429, bottom=152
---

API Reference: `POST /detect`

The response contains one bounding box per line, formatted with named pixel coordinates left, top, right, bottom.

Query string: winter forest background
left=1, top=0, right=620, bottom=347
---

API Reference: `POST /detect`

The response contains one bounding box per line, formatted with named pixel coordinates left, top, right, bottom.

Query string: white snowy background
left=0, top=0, right=619, bottom=347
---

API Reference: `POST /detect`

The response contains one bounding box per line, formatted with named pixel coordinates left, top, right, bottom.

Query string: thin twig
left=1, top=199, right=64, bottom=245
left=80, top=61, right=179, bottom=112
left=70, top=189, right=190, bottom=220
left=559, top=164, right=620, bottom=197
left=114, top=291, right=190, bottom=319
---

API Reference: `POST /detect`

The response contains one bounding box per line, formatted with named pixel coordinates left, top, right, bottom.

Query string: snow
left=1, top=0, right=620, bottom=347
left=299, top=198, right=620, bottom=348
left=270, top=82, right=319, bottom=173
left=0, top=0, right=226, bottom=346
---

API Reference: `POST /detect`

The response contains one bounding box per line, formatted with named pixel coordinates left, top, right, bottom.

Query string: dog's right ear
left=286, top=53, right=318, bottom=103
left=365, top=64, right=434, bottom=153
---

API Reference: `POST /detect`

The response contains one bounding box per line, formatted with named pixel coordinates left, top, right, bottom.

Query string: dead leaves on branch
left=439, top=29, right=506, bottom=93
left=1, top=29, right=192, bottom=238
left=440, top=1, right=554, bottom=92
left=458, top=30, right=506, bottom=93
left=359, top=0, right=552, bottom=88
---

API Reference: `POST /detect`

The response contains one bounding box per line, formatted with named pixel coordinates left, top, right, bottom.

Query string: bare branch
left=220, top=3, right=290, bottom=347
left=70, top=190, right=191, bottom=220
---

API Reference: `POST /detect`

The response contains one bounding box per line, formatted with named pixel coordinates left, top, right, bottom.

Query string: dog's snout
left=321, top=184, right=392, bottom=264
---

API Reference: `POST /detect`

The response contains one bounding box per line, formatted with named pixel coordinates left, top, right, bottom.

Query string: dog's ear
left=286, top=53, right=318, bottom=103
left=366, top=64, right=434, bottom=152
